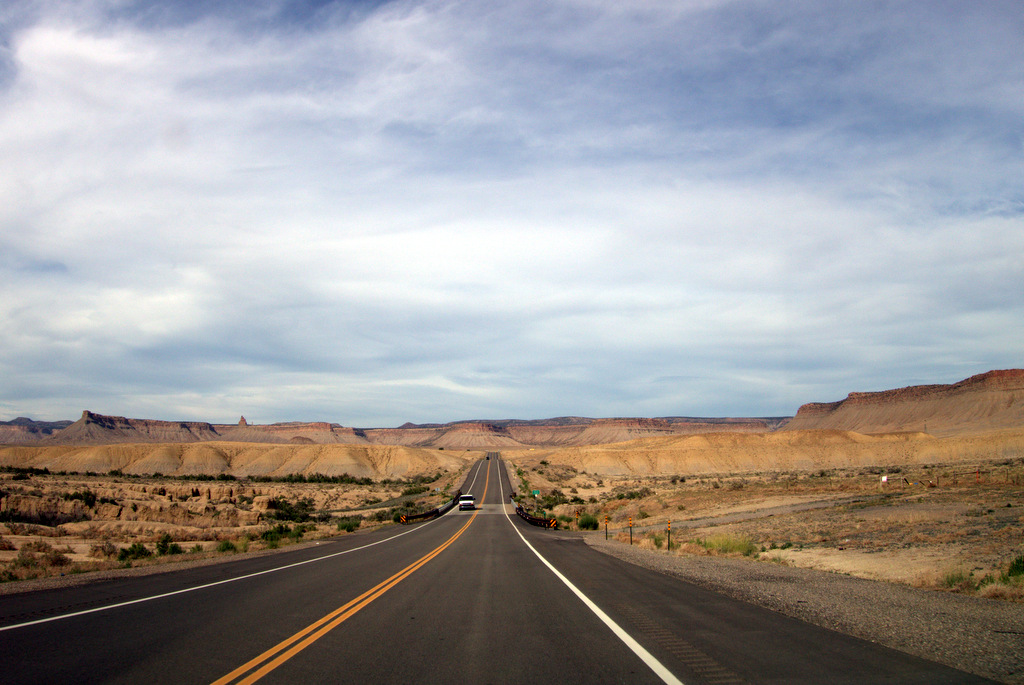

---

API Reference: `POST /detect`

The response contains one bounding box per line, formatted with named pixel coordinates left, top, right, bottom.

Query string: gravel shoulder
left=584, top=534, right=1024, bottom=684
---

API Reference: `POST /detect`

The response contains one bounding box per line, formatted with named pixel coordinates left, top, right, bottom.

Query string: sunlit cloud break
left=1, top=0, right=1021, bottom=426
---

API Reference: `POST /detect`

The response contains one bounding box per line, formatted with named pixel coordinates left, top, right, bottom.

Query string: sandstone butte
left=0, top=369, right=1020, bottom=478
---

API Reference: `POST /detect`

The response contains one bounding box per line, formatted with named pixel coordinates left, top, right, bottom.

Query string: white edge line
left=497, top=456, right=685, bottom=685
left=0, top=508, right=440, bottom=633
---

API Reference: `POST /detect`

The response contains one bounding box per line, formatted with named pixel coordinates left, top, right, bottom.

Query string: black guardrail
left=400, top=490, right=462, bottom=524
left=436, top=489, right=461, bottom=516
left=515, top=504, right=557, bottom=529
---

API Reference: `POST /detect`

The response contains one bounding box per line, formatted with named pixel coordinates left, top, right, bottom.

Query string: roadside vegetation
left=506, top=453, right=1024, bottom=602
left=0, top=466, right=464, bottom=584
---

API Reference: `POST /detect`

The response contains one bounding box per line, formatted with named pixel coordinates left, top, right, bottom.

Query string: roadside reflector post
left=605, top=515, right=609, bottom=540
left=629, top=516, right=633, bottom=546
left=667, top=520, right=671, bottom=551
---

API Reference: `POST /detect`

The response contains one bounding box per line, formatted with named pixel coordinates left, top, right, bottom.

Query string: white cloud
left=0, top=0, right=1021, bottom=424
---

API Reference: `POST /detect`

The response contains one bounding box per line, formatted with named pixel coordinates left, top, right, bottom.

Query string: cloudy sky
left=1, top=1, right=1021, bottom=427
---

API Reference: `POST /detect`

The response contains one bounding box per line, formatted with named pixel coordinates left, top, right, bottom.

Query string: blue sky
left=1, top=0, right=1021, bottom=426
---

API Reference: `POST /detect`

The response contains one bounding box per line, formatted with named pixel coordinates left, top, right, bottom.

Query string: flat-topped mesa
left=255, top=422, right=338, bottom=432
left=591, top=418, right=672, bottom=429
left=48, top=410, right=223, bottom=444
left=217, top=421, right=369, bottom=444
left=792, top=400, right=846, bottom=416
left=79, top=410, right=217, bottom=430
left=445, top=422, right=509, bottom=433
left=785, top=369, right=1024, bottom=436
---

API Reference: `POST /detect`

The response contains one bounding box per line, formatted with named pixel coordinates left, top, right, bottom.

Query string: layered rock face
left=51, top=411, right=222, bottom=444
left=782, top=369, right=1024, bottom=436
left=2, top=412, right=790, bottom=449
left=9, top=369, right=1018, bottom=451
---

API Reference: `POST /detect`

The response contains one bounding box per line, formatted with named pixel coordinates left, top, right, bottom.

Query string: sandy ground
left=506, top=453, right=1024, bottom=599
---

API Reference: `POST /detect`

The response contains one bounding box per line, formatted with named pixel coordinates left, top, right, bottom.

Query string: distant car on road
left=458, top=494, right=476, bottom=510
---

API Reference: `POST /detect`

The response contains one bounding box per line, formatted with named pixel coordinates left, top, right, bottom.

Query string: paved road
left=0, top=455, right=994, bottom=684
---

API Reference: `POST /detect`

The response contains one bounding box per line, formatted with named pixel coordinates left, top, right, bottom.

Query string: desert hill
left=782, top=369, right=1024, bottom=436
left=508, top=427, right=1024, bottom=476
left=0, top=442, right=469, bottom=479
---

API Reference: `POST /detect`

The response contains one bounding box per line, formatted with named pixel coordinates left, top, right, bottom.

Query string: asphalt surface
left=0, top=455, right=996, bottom=684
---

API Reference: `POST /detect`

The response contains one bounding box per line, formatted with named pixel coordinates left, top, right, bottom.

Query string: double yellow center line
left=213, top=461, right=489, bottom=684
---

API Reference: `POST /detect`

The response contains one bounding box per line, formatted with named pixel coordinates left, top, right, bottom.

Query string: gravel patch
left=585, top=535, right=1024, bottom=684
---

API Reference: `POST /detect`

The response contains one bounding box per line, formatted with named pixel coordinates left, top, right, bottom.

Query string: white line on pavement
left=497, top=456, right=685, bottom=685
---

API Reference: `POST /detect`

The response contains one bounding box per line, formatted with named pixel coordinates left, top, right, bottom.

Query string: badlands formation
left=1, top=369, right=1021, bottom=478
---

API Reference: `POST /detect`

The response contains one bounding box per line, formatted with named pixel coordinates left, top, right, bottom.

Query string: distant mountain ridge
left=2, top=411, right=785, bottom=448
left=4, top=369, right=1020, bottom=447
left=0, top=417, right=73, bottom=443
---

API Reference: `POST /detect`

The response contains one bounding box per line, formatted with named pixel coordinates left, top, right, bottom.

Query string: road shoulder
left=584, top=535, right=1024, bottom=684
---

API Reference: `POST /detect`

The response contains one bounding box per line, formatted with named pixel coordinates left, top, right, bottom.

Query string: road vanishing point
left=0, top=455, right=994, bottom=684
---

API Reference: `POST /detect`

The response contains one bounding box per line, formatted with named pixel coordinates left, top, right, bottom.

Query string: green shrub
left=44, top=550, right=71, bottom=566
left=695, top=534, right=759, bottom=557
left=941, top=568, right=975, bottom=590
left=62, top=490, right=97, bottom=507
left=155, top=533, right=173, bottom=555
left=1007, top=554, right=1024, bottom=578
left=337, top=517, right=361, bottom=533
left=261, top=523, right=292, bottom=543
left=118, top=543, right=152, bottom=562
left=578, top=514, right=599, bottom=530
left=12, top=550, right=39, bottom=568
left=264, top=496, right=315, bottom=523
left=216, top=540, right=238, bottom=553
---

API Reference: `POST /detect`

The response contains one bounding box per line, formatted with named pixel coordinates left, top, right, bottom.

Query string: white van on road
left=458, top=494, right=476, bottom=510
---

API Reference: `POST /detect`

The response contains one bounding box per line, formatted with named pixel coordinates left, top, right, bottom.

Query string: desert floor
left=0, top=465, right=468, bottom=585
left=507, top=455, right=1024, bottom=600
left=3, top=449, right=1024, bottom=602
